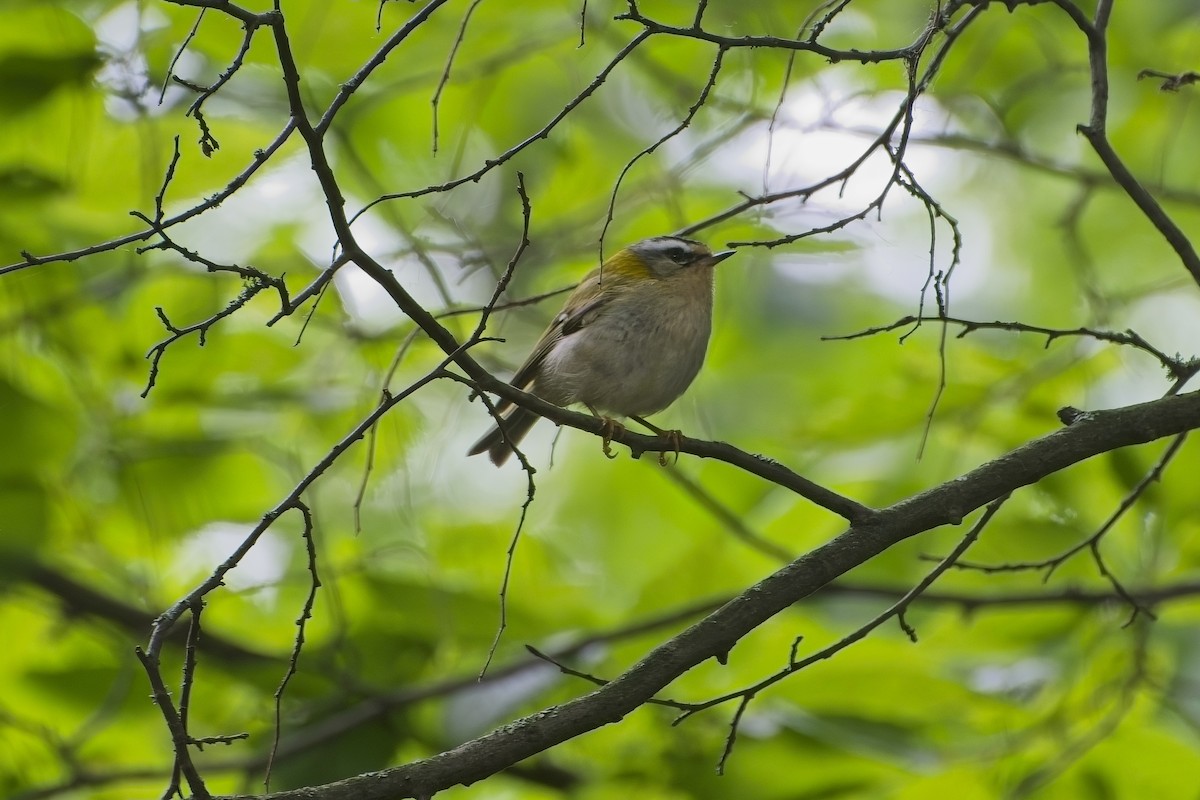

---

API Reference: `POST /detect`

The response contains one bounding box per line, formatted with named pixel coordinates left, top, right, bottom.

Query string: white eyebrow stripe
left=641, top=237, right=700, bottom=254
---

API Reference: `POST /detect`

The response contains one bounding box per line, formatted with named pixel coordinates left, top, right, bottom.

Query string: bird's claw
left=600, top=417, right=624, bottom=459
left=657, top=429, right=683, bottom=466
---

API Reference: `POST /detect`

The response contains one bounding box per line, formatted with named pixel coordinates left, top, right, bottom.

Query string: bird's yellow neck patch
left=600, top=249, right=655, bottom=280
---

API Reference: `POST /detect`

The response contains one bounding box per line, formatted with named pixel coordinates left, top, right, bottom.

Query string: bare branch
left=265, top=504, right=321, bottom=792
left=826, top=315, right=1197, bottom=383
left=673, top=495, right=1006, bottom=725
left=600, top=45, right=727, bottom=258
left=3, top=121, right=297, bottom=279
left=351, top=30, right=652, bottom=216
left=135, top=635, right=211, bottom=800
left=616, top=4, right=922, bottom=62
left=431, top=0, right=484, bottom=154
left=935, top=432, right=1189, bottom=625
left=446, top=368, right=875, bottom=523
left=211, top=390, right=1200, bottom=799
left=1138, top=68, right=1200, bottom=92
left=1065, top=0, right=1200, bottom=286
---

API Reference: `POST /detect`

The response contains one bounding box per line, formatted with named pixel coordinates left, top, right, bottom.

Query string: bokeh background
left=3, top=0, right=1200, bottom=797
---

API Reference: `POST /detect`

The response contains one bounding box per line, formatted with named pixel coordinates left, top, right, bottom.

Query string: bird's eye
left=667, top=247, right=690, bottom=264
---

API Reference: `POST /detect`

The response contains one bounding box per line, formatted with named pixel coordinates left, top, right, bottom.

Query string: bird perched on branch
left=469, top=235, right=735, bottom=466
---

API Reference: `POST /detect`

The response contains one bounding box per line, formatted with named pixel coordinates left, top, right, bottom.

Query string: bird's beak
left=707, top=250, right=736, bottom=266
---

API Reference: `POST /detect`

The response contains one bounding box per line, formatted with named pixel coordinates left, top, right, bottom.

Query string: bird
left=468, top=235, right=735, bottom=466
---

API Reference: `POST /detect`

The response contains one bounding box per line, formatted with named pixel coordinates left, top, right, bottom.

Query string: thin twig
left=350, top=30, right=652, bottom=220
left=599, top=46, right=727, bottom=260
left=4, top=121, right=298, bottom=279
left=431, top=0, right=484, bottom=154
left=159, top=9, right=207, bottom=105
left=936, top=433, right=1188, bottom=624
left=266, top=504, right=322, bottom=791
left=825, top=315, right=1194, bottom=382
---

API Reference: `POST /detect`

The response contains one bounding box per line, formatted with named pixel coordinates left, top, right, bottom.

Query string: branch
left=600, top=45, right=727, bottom=255
left=831, top=577, right=1200, bottom=609
left=161, top=0, right=268, bottom=27
left=1065, top=0, right=1200, bottom=286
left=615, top=5, right=921, bottom=62
left=265, top=504, right=320, bottom=792
left=189, top=573, right=1200, bottom=775
left=214, top=390, right=1200, bottom=800
left=851, top=129, right=1200, bottom=208
left=445, top=370, right=873, bottom=523
left=351, top=29, right=652, bottom=215
left=673, top=497, right=1006, bottom=733
left=688, top=4, right=981, bottom=247
left=316, top=0, right=452, bottom=135
left=3, top=120, right=297, bottom=278
left=136, top=638, right=211, bottom=800
left=1138, top=68, right=1200, bottom=92
left=936, top=432, right=1188, bottom=625
left=145, top=363, right=457, bottom=659
left=825, top=315, right=1198, bottom=383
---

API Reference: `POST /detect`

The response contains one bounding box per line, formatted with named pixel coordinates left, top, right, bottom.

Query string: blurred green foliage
left=2, top=1, right=1200, bottom=798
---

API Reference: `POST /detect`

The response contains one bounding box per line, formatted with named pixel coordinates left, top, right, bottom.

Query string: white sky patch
left=165, top=154, right=422, bottom=330
left=94, top=1, right=185, bottom=119
left=703, top=74, right=951, bottom=198
left=1091, top=290, right=1200, bottom=407
left=686, top=75, right=997, bottom=305
left=443, top=661, right=561, bottom=742
left=177, top=522, right=289, bottom=602
left=1130, top=291, right=1200, bottom=358
left=969, top=658, right=1057, bottom=695
left=93, top=1, right=169, bottom=52
left=168, top=154, right=340, bottom=266
left=170, top=149, right=502, bottom=333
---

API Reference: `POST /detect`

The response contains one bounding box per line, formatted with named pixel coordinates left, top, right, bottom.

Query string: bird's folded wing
left=496, top=295, right=609, bottom=414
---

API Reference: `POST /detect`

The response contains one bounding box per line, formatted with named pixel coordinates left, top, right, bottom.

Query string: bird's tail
left=467, top=407, right=540, bottom=466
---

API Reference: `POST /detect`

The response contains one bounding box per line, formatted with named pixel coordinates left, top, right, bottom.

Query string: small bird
left=469, top=235, right=735, bottom=465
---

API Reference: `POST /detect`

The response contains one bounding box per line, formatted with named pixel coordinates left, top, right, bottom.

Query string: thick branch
left=217, top=389, right=1200, bottom=800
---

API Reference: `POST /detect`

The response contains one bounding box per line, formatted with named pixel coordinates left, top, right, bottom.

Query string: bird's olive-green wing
left=505, top=294, right=608, bottom=395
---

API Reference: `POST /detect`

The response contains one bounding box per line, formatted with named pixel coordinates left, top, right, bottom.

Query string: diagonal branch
left=3, top=119, right=296, bottom=279
left=1063, top=0, right=1200, bottom=286
left=350, top=29, right=652, bottom=216
left=214, top=389, right=1200, bottom=800
left=443, top=370, right=874, bottom=523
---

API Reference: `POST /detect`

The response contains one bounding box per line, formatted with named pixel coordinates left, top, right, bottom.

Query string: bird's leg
left=585, top=404, right=624, bottom=459
left=630, top=415, right=682, bottom=466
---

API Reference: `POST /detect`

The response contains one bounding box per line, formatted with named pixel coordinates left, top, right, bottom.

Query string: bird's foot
left=584, top=404, right=627, bottom=460
left=656, top=428, right=683, bottom=466
left=631, top=415, right=682, bottom=466
left=599, top=416, right=625, bottom=459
